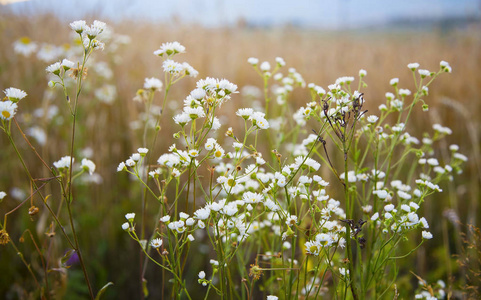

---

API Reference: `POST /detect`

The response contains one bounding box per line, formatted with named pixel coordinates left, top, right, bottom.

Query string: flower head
left=53, top=156, right=74, bottom=170
left=422, top=231, right=433, bottom=239
left=46, top=62, right=62, bottom=75
left=125, top=213, right=135, bottom=222
left=70, top=20, right=87, bottom=34
left=162, top=59, right=184, bottom=75
left=154, top=41, right=186, bottom=57
left=144, top=77, right=163, bottom=91
left=13, top=37, right=38, bottom=56
left=248, top=57, right=259, bottom=66
left=81, top=158, right=96, bottom=175
left=0, top=101, right=18, bottom=120
left=151, top=238, right=163, bottom=248
left=407, top=62, right=420, bottom=70
left=4, top=88, right=27, bottom=103
left=85, top=21, right=106, bottom=39
left=61, top=59, right=75, bottom=70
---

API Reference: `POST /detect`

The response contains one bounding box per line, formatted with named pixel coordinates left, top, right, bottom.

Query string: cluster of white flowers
left=153, top=41, right=186, bottom=57
left=117, top=148, right=149, bottom=172
left=162, top=59, right=198, bottom=78
left=236, top=108, right=270, bottom=130
left=0, top=88, right=28, bottom=122
left=118, top=53, right=465, bottom=298
left=414, top=279, right=446, bottom=299
left=304, top=221, right=346, bottom=256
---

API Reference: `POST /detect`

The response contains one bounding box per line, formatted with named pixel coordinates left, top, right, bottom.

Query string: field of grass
left=0, top=12, right=480, bottom=299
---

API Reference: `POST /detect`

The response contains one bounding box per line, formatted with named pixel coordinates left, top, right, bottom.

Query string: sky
left=2, top=0, right=480, bottom=29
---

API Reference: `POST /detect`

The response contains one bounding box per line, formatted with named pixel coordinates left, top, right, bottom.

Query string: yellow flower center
left=2, top=111, right=11, bottom=119
left=20, top=37, right=31, bottom=44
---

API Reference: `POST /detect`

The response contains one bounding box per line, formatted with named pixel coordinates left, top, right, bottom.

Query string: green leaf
left=142, top=278, right=149, bottom=297
left=94, top=282, right=114, bottom=300
left=61, top=249, right=75, bottom=268
left=354, top=149, right=361, bottom=161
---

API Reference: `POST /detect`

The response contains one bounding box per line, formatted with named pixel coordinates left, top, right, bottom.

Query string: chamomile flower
left=125, top=213, right=135, bottom=222
left=54, top=156, right=74, bottom=170
left=160, top=215, right=171, bottom=223
left=173, top=113, right=191, bottom=126
left=61, top=59, right=75, bottom=70
left=70, top=20, right=87, bottom=34
left=154, top=41, right=186, bottom=57
left=260, top=61, right=271, bottom=72
left=248, top=57, right=259, bottom=65
left=0, top=101, right=18, bottom=120
left=179, top=212, right=189, bottom=220
left=418, top=69, right=431, bottom=77
left=46, top=62, right=61, bottom=75
left=138, top=148, right=148, bottom=155
left=188, top=149, right=200, bottom=158
left=236, top=108, right=254, bottom=119
left=422, top=231, right=433, bottom=239
left=4, top=88, right=27, bottom=103
left=399, top=89, right=411, bottom=97
left=305, top=240, right=321, bottom=255
left=243, top=192, right=263, bottom=204
left=13, top=37, right=38, bottom=56
left=81, top=158, right=96, bottom=175
left=453, top=153, right=468, bottom=162
left=275, top=57, right=286, bottom=66
left=184, top=106, right=205, bottom=119
left=144, top=77, right=163, bottom=91
left=190, top=88, right=206, bottom=100
left=213, top=145, right=225, bottom=158
left=204, top=138, right=217, bottom=151
left=85, top=20, right=106, bottom=39
left=408, top=63, right=420, bottom=70
left=367, top=115, right=378, bottom=123
left=163, top=59, right=184, bottom=75
left=194, top=207, right=211, bottom=220
left=151, top=238, right=163, bottom=248
left=182, top=62, right=198, bottom=77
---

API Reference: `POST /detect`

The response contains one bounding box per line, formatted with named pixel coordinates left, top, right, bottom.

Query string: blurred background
left=1, top=0, right=480, bottom=299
